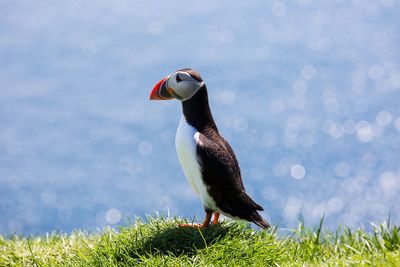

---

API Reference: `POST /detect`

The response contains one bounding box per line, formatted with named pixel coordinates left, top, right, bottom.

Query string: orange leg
left=212, top=212, right=220, bottom=225
left=201, top=211, right=212, bottom=227
left=179, top=211, right=212, bottom=228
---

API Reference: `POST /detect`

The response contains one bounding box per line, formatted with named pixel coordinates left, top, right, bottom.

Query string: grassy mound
left=1, top=217, right=399, bottom=266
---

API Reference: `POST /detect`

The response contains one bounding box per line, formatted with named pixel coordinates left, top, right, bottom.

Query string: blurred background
left=1, top=0, right=399, bottom=235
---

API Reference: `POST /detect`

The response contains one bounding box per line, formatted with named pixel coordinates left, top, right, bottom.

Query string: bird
left=149, top=68, right=270, bottom=229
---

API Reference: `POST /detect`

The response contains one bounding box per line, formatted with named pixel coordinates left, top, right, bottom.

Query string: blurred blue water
left=1, top=0, right=400, bottom=234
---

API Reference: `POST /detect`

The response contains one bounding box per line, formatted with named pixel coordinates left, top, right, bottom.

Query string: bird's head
left=149, top=68, right=205, bottom=101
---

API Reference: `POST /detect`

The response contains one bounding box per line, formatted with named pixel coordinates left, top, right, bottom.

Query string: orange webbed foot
left=178, top=211, right=212, bottom=229
left=178, top=223, right=208, bottom=228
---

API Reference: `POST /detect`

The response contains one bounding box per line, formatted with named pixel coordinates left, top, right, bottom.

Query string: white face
left=166, top=71, right=205, bottom=101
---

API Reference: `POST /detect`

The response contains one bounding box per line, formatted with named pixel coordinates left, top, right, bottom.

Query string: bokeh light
left=290, top=164, right=306, bottom=180
left=106, top=209, right=122, bottom=225
left=272, top=2, right=287, bottom=17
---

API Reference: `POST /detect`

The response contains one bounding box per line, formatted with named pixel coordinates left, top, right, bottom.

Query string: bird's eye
left=176, top=74, right=183, bottom=83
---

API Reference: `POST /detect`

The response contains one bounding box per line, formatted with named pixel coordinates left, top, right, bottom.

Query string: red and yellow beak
left=149, top=77, right=174, bottom=100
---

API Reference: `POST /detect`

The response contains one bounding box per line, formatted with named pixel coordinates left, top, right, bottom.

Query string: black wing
left=196, top=132, right=264, bottom=220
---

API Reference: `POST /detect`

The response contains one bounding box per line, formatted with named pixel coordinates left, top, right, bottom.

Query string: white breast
left=175, top=116, right=218, bottom=211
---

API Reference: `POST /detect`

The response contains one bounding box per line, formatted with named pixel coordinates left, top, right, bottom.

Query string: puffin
left=149, top=68, right=270, bottom=229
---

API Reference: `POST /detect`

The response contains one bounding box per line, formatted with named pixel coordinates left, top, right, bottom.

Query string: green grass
left=1, top=217, right=399, bottom=266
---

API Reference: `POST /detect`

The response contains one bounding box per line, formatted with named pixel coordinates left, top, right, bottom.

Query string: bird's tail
left=250, top=211, right=270, bottom=229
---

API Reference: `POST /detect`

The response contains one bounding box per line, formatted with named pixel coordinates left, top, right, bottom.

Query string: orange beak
left=149, top=77, right=173, bottom=100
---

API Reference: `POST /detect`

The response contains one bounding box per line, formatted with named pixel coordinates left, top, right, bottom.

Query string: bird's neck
left=181, top=85, right=218, bottom=133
